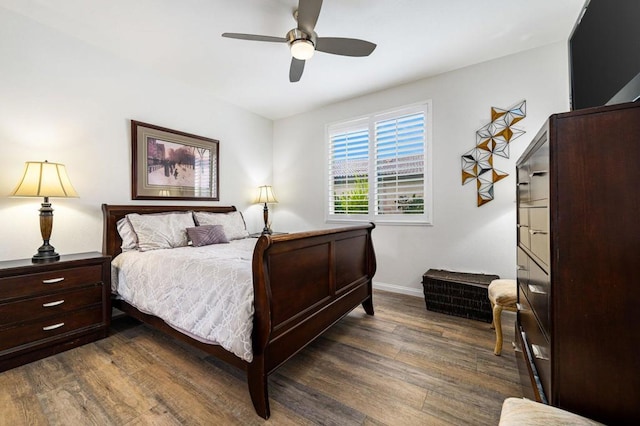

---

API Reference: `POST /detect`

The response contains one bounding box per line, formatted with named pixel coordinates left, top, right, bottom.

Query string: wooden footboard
left=249, top=225, right=376, bottom=418
left=101, top=205, right=376, bottom=419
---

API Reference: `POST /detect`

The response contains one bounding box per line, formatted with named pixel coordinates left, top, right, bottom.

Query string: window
left=327, top=102, right=432, bottom=224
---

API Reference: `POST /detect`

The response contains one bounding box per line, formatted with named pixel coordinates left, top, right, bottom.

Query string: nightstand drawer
left=0, top=306, right=103, bottom=352
left=0, top=285, right=103, bottom=326
left=0, top=265, right=103, bottom=300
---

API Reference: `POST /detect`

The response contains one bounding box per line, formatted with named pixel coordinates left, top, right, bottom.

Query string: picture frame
left=131, top=120, right=219, bottom=200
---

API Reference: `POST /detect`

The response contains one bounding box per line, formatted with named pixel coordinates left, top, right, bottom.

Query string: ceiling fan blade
left=221, top=33, right=286, bottom=43
left=289, top=58, right=305, bottom=82
left=297, top=0, right=323, bottom=33
left=316, top=37, right=377, bottom=57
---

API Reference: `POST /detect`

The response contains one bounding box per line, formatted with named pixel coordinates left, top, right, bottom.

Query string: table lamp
left=255, top=185, right=278, bottom=234
left=11, top=160, right=78, bottom=263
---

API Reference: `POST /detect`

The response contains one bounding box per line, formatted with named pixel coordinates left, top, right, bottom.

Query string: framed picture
left=131, top=120, right=219, bottom=200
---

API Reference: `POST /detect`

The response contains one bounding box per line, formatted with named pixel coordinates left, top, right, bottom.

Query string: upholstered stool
left=499, top=397, right=604, bottom=425
left=488, top=279, right=517, bottom=355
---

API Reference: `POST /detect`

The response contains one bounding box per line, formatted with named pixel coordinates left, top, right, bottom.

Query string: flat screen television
left=569, top=0, right=640, bottom=110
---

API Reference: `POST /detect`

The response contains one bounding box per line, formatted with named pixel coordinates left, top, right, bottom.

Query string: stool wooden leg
left=490, top=301, right=496, bottom=329
left=493, top=304, right=504, bottom=356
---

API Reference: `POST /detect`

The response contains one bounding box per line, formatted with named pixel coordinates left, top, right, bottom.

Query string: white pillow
left=126, top=211, right=195, bottom=251
left=193, top=211, right=249, bottom=240
left=116, top=217, right=138, bottom=251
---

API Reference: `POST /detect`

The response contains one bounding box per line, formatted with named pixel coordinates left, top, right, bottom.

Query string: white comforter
left=111, top=238, right=257, bottom=362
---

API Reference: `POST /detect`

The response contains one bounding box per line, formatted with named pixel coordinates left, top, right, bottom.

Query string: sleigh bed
left=102, top=204, right=376, bottom=419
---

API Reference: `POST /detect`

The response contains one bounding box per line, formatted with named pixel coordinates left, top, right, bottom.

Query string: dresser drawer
left=528, top=259, right=550, bottom=337
left=517, top=165, right=531, bottom=204
left=529, top=171, right=549, bottom=202
left=0, top=306, right=103, bottom=352
left=517, top=247, right=530, bottom=298
left=518, top=287, right=550, bottom=401
left=0, top=285, right=103, bottom=326
left=523, top=324, right=550, bottom=402
left=528, top=141, right=549, bottom=201
left=514, top=324, right=546, bottom=403
left=0, top=265, right=103, bottom=300
left=529, top=206, right=549, bottom=266
left=518, top=208, right=530, bottom=250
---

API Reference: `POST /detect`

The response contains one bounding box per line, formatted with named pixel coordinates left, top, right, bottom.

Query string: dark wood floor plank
left=0, top=290, right=521, bottom=425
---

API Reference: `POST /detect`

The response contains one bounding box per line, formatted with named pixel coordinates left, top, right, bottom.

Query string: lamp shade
left=256, top=185, right=278, bottom=204
left=11, top=161, right=78, bottom=198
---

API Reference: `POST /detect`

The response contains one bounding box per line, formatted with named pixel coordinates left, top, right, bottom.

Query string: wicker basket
left=422, top=269, right=499, bottom=323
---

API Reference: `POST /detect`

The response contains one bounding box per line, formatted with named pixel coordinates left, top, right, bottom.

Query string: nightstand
left=0, top=252, right=111, bottom=371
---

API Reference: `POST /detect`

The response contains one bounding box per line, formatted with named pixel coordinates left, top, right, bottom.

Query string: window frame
left=325, top=101, right=433, bottom=226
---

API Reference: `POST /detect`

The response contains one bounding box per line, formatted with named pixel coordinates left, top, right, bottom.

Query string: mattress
left=111, top=238, right=257, bottom=362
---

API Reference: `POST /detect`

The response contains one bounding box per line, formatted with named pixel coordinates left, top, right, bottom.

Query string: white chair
left=488, top=279, right=517, bottom=355
left=499, top=397, right=604, bottom=425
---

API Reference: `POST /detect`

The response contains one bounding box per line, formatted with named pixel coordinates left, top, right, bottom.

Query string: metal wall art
left=461, top=100, right=526, bottom=206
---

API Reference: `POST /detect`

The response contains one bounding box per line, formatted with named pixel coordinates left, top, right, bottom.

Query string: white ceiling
left=2, top=0, right=585, bottom=120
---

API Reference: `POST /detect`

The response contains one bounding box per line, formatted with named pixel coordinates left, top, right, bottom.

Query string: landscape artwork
left=131, top=120, right=219, bottom=200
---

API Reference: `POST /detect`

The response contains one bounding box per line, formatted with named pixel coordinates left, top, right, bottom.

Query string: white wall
left=0, top=8, right=273, bottom=261
left=273, top=42, right=571, bottom=296
left=0, top=6, right=572, bottom=298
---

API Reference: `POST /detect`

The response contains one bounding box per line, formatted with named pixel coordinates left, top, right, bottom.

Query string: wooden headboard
left=101, top=204, right=237, bottom=258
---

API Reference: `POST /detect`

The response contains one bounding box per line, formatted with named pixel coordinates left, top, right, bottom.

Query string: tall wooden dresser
left=514, top=101, right=640, bottom=424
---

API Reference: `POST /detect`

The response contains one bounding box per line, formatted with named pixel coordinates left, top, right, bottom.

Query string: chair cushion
left=488, top=279, right=517, bottom=306
left=499, top=397, right=603, bottom=425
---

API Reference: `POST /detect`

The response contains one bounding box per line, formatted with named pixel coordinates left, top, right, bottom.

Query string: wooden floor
left=0, top=290, right=521, bottom=425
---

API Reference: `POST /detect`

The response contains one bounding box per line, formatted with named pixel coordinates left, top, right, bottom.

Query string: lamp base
left=32, top=244, right=60, bottom=263
left=33, top=199, right=60, bottom=263
left=262, top=203, right=272, bottom=235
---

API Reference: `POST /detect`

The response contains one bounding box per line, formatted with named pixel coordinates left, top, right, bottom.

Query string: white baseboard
left=373, top=280, right=423, bottom=298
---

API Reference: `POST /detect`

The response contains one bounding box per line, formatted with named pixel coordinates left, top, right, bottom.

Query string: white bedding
left=111, top=238, right=257, bottom=362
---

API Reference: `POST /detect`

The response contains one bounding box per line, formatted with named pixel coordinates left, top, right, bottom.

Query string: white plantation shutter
left=327, top=102, right=431, bottom=224
left=374, top=111, right=425, bottom=216
left=328, top=120, right=370, bottom=215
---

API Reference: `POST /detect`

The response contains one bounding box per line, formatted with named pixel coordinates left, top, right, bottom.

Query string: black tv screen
left=569, top=0, right=640, bottom=110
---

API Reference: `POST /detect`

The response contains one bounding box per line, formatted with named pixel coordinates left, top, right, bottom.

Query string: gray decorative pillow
left=187, top=225, right=229, bottom=247
left=193, top=211, right=249, bottom=240
left=116, top=217, right=138, bottom=251
left=126, top=211, right=195, bottom=251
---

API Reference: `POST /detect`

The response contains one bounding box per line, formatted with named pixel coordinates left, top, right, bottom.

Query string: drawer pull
left=516, top=303, right=528, bottom=312
left=42, top=277, right=65, bottom=284
left=42, top=322, right=65, bottom=331
left=517, top=265, right=527, bottom=271
left=517, top=182, right=529, bottom=186
left=529, top=229, right=548, bottom=235
left=42, top=300, right=65, bottom=308
left=531, top=344, right=549, bottom=361
left=517, top=224, right=529, bottom=228
left=528, top=284, right=546, bottom=295
left=530, top=170, right=548, bottom=177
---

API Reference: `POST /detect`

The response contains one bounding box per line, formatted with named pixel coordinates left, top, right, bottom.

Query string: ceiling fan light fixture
left=223, top=1, right=375, bottom=82
left=290, top=39, right=315, bottom=60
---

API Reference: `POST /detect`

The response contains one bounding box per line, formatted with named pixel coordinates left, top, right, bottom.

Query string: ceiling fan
left=221, top=0, right=376, bottom=82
